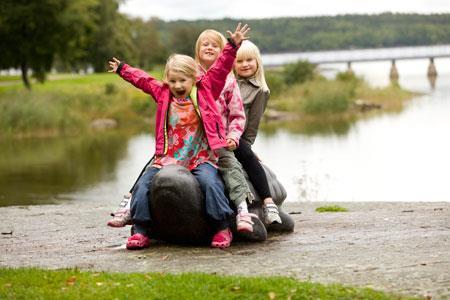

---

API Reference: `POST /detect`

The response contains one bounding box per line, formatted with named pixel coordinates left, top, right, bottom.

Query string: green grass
left=316, top=205, right=349, bottom=213
left=0, top=75, right=21, bottom=82
left=0, top=268, right=411, bottom=300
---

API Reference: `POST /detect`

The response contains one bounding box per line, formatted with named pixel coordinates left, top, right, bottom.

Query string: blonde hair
left=235, top=40, right=269, bottom=92
left=194, top=29, right=227, bottom=64
left=163, top=54, right=197, bottom=82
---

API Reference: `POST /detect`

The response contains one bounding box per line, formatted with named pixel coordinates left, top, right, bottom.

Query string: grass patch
left=316, top=205, right=349, bottom=213
left=0, top=268, right=410, bottom=299
left=267, top=70, right=414, bottom=119
left=0, top=75, right=21, bottom=82
left=0, top=71, right=162, bottom=137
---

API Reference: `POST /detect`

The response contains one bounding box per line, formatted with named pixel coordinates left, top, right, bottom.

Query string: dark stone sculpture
left=146, top=164, right=294, bottom=244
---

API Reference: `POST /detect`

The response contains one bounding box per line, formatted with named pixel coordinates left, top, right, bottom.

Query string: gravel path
left=1, top=201, right=449, bottom=299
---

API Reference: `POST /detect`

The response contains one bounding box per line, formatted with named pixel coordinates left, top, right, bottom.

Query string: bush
left=265, top=70, right=285, bottom=97
left=335, top=71, right=358, bottom=82
left=105, top=83, right=117, bottom=95
left=301, top=81, right=354, bottom=115
left=283, top=60, right=315, bottom=85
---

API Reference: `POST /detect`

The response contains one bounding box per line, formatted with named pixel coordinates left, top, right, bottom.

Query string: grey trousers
left=217, top=148, right=254, bottom=207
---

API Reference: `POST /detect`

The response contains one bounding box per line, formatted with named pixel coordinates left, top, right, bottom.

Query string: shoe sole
left=237, top=225, right=253, bottom=233
left=211, top=243, right=231, bottom=249
left=126, top=242, right=150, bottom=250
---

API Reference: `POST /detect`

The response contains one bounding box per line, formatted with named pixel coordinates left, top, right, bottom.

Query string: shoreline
left=1, top=200, right=448, bottom=298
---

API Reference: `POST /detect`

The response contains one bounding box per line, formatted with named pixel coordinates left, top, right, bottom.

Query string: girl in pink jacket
left=195, top=29, right=257, bottom=233
left=108, top=24, right=250, bottom=250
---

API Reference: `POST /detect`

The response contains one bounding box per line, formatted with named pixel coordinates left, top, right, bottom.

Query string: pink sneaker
left=211, top=228, right=233, bottom=249
left=126, top=233, right=150, bottom=250
left=236, top=212, right=258, bottom=233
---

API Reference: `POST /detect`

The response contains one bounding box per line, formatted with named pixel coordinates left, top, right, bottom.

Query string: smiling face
left=198, top=37, right=222, bottom=70
left=235, top=56, right=258, bottom=78
left=167, top=71, right=194, bottom=99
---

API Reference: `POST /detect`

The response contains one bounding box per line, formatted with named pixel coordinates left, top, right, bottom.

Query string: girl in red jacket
left=108, top=24, right=250, bottom=250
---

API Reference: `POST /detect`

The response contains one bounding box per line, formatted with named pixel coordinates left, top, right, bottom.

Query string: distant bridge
left=262, top=44, right=450, bottom=66
left=261, top=44, right=450, bottom=81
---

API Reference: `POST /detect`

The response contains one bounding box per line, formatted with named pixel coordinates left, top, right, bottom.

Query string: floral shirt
left=153, top=96, right=218, bottom=170
left=197, top=67, right=246, bottom=145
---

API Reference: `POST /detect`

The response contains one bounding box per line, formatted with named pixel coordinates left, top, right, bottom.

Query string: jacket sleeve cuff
left=116, top=62, right=125, bottom=74
left=226, top=134, right=240, bottom=146
left=226, top=38, right=237, bottom=48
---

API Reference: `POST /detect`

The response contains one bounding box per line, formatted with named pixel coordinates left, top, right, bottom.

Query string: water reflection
left=0, top=131, right=130, bottom=206
left=261, top=117, right=354, bottom=136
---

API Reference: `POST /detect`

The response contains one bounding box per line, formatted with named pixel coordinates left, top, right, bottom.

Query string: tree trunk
left=21, top=62, right=31, bottom=90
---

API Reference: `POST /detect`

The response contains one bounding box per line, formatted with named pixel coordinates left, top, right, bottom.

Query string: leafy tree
left=56, top=0, right=99, bottom=72
left=0, top=0, right=67, bottom=88
left=130, top=18, right=167, bottom=69
left=168, top=24, right=202, bottom=56
left=88, top=0, right=136, bottom=72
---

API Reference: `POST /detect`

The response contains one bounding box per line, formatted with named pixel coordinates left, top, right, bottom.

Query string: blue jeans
left=131, top=163, right=233, bottom=234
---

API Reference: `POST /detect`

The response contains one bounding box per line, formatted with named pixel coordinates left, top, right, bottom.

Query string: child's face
left=167, top=71, right=194, bottom=99
left=235, top=57, right=258, bottom=78
left=198, top=37, right=221, bottom=68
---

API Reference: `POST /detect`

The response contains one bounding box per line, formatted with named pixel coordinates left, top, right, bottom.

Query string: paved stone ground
left=1, top=201, right=449, bottom=299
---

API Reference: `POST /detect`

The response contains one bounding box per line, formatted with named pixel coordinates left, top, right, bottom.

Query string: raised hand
left=226, top=23, right=250, bottom=46
left=108, top=57, right=121, bottom=73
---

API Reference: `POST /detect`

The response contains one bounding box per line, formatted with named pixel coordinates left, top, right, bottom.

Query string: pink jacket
left=118, top=42, right=239, bottom=154
left=197, top=68, right=246, bottom=145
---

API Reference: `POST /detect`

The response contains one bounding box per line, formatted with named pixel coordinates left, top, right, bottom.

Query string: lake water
left=0, top=51, right=449, bottom=206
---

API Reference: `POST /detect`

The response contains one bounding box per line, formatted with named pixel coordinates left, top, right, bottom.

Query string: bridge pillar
left=346, top=61, right=353, bottom=73
left=389, top=60, right=399, bottom=81
left=427, top=57, right=438, bottom=77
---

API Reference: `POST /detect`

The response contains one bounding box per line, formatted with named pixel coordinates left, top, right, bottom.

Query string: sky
left=119, top=0, right=450, bottom=21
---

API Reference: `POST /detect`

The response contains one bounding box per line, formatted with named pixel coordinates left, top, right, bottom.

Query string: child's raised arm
left=108, top=57, right=164, bottom=102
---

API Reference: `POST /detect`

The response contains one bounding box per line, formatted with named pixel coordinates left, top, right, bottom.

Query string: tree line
left=1, top=0, right=449, bottom=88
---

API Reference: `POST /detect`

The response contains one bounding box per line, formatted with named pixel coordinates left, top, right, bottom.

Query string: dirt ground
left=1, top=200, right=449, bottom=299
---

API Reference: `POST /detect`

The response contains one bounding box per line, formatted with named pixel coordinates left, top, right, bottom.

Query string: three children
left=108, top=24, right=281, bottom=249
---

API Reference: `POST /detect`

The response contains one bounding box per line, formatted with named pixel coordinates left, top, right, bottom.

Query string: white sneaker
left=263, top=203, right=282, bottom=225
left=107, top=195, right=132, bottom=227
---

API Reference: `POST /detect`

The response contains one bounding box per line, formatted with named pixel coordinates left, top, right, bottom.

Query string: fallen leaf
left=66, top=276, right=76, bottom=286
left=162, top=255, right=169, bottom=260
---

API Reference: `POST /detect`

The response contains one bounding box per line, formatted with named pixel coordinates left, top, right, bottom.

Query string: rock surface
left=147, top=164, right=294, bottom=244
left=1, top=201, right=449, bottom=299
